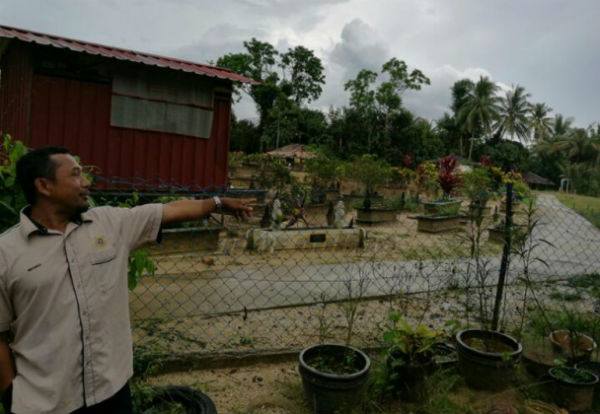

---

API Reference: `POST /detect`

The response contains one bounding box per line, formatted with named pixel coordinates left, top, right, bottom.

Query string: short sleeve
left=113, top=204, right=163, bottom=251
left=0, top=253, right=12, bottom=332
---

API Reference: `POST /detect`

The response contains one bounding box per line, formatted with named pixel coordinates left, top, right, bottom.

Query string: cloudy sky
left=1, top=0, right=599, bottom=127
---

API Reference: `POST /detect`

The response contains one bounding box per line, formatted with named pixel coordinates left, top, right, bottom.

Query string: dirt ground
left=141, top=356, right=573, bottom=414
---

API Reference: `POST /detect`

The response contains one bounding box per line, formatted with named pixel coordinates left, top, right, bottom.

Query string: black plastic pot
left=299, top=344, right=371, bottom=414
left=456, top=329, right=522, bottom=391
left=548, top=366, right=599, bottom=413
left=141, top=386, right=217, bottom=414
left=387, top=351, right=434, bottom=402
left=575, top=361, right=600, bottom=408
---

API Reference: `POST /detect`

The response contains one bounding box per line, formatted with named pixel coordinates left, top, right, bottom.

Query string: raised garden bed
left=416, top=215, right=462, bottom=233
left=356, top=207, right=397, bottom=224
left=246, top=227, right=366, bottom=252
left=488, top=224, right=527, bottom=244
left=149, top=226, right=223, bottom=255
left=225, top=189, right=268, bottom=204
left=422, top=199, right=462, bottom=215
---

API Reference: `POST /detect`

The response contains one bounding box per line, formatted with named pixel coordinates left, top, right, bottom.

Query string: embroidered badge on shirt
left=95, top=235, right=107, bottom=247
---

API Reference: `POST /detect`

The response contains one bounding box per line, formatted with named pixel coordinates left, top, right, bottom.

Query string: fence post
left=491, top=182, right=513, bottom=331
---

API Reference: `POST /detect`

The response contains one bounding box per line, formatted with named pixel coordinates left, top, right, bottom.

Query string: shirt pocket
left=90, top=247, right=118, bottom=292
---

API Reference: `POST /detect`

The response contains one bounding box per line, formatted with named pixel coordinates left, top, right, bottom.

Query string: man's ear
left=34, top=177, right=52, bottom=198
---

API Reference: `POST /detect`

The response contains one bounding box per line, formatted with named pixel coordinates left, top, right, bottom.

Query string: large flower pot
left=387, top=351, right=434, bottom=402
left=456, top=329, right=522, bottom=391
left=299, top=344, right=371, bottom=414
left=421, top=199, right=462, bottom=215
left=134, top=386, right=217, bottom=414
left=548, top=366, right=599, bottom=413
left=549, top=330, right=597, bottom=363
left=356, top=207, right=396, bottom=224
left=575, top=361, right=600, bottom=408
left=417, top=215, right=462, bottom=233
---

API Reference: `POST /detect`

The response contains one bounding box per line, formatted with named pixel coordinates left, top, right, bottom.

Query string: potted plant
left=344, top=155, right=395, bottom=224
left=462, top=167, right=493, bottom=219
left=416, top=202, right=463, bottom=233
left=298, top=344, right=371, bottom=414
left=549, top=330, right=597, bottom=363
left=299, top=281, right=371, bottom=414
left=416, top=156, right=464, bottom=233
left=420, top=155, right=462, bottom=215
left=305, top=154, right=340, bottom=204
left=548, top=366, right=599, bottom=413
left=382, top=312, right=444, bottom=401
left=456, top=329, right=522, bottom=391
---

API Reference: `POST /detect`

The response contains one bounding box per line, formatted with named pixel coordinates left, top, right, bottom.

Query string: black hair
left=16, top=146, right=70, bottom=205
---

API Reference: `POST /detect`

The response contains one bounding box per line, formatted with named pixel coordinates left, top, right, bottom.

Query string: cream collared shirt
left=0, top=204, right=163, bottom=414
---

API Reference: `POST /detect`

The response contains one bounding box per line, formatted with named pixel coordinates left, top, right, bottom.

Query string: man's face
left=41, top=154, right=91, bottom=213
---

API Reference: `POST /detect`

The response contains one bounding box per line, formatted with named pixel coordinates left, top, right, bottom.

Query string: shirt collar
left=19, top=206, right=93, bottom=238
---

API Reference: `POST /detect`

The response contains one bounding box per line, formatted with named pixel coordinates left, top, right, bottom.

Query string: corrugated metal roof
left=0, top=24, right=257, bottom=84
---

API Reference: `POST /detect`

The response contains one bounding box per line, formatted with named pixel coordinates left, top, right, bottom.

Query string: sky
left=1, top=0, right=599, bottom=128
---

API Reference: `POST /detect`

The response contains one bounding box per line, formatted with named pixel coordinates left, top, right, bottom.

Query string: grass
left=553, top=192, right=600, bottom=229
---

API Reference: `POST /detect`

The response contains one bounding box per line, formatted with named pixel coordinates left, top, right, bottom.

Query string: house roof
left=0, top=24, right=257, bottom=84
left=266, top=144, right=316, bottom=160
left=523, top=171, right=555, bottom=186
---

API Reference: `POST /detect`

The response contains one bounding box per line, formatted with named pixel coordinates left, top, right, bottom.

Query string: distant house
left=0, top=25, right=255, bottom=190
left=523, top=171, right=555, bottom=190
left=267, top=144, right=316, bottom=166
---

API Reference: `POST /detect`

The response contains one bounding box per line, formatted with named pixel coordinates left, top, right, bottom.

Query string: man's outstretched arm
left=162, top=197, right=255, bottom=225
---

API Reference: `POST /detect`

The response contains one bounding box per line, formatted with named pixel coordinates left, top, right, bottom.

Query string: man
left=0, top=146, right=253, bottom=414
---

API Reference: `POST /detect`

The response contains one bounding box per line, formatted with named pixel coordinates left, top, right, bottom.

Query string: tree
left=344, top=69, right=379, bottom=153
left=377, top=58, right=430, bottom=136
left=280, top=46, right=325, bottom=106
left=496, top=85, right=531, bottom=143
left=529, top=102, right=554, bottom=142
left=217, top=39, right=326, bottom=150
left=552, top=114, right=574, bottom=137
left=458, top=76, right=501, bottom=160
left=450, top=79, right=475, bottom=156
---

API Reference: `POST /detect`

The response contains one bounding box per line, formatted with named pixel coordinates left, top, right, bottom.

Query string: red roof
left=0, top=24, right=257, bottom=84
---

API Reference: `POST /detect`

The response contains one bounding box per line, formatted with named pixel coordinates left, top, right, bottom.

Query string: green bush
left=0, top=133, right=28, bottom=232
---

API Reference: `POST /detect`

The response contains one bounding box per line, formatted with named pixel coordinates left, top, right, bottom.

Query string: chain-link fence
left=99, top=180, right=600, bottom=363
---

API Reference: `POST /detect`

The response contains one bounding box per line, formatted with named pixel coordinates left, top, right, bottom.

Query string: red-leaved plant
left=437, top=155, right=461, bottom=199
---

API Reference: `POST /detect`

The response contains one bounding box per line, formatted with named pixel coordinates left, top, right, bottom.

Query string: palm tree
left=529, top=103, right=554, bottom=142
left=450, top=78, right=475, bottom=156
left=496, top=85, right=531, bottom=143
left=552, top=114, right=574, bottom=137
left=553, top=128, right=600, bottom=165
left=458, top=76, right=501, bottom=160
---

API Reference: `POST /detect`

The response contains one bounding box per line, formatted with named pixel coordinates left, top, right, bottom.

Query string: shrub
left=437, top=155, right=461, bottom=199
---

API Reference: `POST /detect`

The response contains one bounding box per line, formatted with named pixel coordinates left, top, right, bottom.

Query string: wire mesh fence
left=97, top=179, right=600, bottom=362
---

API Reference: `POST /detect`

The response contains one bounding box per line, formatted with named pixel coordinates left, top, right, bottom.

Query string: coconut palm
left=495, top=85, right=531, bottom=143
left=529, top=103, right=554, bottom=142
left=552, top=114, right=574, bottom=137
left=553, top=128, right=600, bottom=165
left=458, top=76, right=501, bottom=160
left=450, top=79, right=475, bottom=156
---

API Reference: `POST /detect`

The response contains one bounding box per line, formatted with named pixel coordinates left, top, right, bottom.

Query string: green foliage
left=381, top=312, right=443, bottom=365
left=133, top=346, right=167, bottom=379
left=462, top=167, right=492, bottom=204
left=114, top=192, right=157, bottom=291
left=344, top=155, right=391, bottom=196
left=526, top=306, right=600, bottom=343
left=128, top=248, right=155, bottom=291
left=567, top=273, right=600, bottom=298
left=305, top=154, right=340, bottom=188
left=0, top=133, right=28, bottom=232
left=389, top=167, right=415, bottom=188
